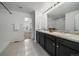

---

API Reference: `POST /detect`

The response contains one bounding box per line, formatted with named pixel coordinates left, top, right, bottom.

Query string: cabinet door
left=56, top=43, right=79, bottom=56
left=36, top=31, right=40, bottom=43
left=39, top=33, right=45, bottom=48
left=69, top=49, right=79, bottom=56
left=56, top=43, right=70, bottom=56
left=45, top=38, right=55, bottom=56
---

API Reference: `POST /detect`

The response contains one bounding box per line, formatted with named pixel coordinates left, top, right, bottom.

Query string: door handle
left=70, top=53, right=79, bottom=56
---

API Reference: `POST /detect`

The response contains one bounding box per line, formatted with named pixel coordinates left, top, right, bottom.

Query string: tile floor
left=0, top=39, right=49, bottom=56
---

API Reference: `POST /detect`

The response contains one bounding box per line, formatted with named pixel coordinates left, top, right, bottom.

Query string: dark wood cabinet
left=56, top=43, right=70, bottom=56
left=39, top=32, right=45, bottom=48
left=36, top=31, right=40, bottom=43
left=56, top=38, right=79, bottom=56
left=45, top=38, right=55, bottom=56
left=36, top=31, right=79, bottom=56
left=36, top=31, right=45, bottom=48
left=56, top=42, right=79, bottom=56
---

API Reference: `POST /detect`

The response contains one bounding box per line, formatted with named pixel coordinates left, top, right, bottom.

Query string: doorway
left=24, top=17, right=32, bottom=39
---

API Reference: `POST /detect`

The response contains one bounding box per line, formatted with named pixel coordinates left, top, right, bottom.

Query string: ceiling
left=48, top=2, right=79, bottom=19
left=0, top=2, right=51, bottom=13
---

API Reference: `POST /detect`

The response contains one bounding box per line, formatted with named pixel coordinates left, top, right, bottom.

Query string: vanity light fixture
left=42, top=2, right=60, bottom=14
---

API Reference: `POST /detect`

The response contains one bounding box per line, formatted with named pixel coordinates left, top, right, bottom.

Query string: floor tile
left=0, top=39, right=49, bottom=56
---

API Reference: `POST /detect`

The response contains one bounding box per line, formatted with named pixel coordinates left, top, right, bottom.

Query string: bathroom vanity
left=36, top=30, right=79, bottom=56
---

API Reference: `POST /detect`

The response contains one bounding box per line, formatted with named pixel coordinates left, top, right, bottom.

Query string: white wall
left=35, top=10, right=48, bottom=30
left=75, top=13, right=79, bottom=31
left=65, top=9, right=79, bottom=32
left=0, top=9, right=33, bottom=53
left=35, top=10, right=48, bottom=41
left=31, top=12, right=35, bottom=40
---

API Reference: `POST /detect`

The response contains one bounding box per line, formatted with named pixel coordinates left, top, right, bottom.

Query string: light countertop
left=36, top=30, right=79, bottom=43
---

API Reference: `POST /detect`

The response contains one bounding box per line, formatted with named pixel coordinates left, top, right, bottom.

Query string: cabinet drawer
left=45, top=34, right=55, bottom=42
left=40, top=32, right=45, bottom=37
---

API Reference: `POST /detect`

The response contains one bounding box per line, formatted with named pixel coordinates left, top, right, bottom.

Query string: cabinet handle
left=53, top=43, right=55, bottom=46
left=56, top=45, right=59, bottom=48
